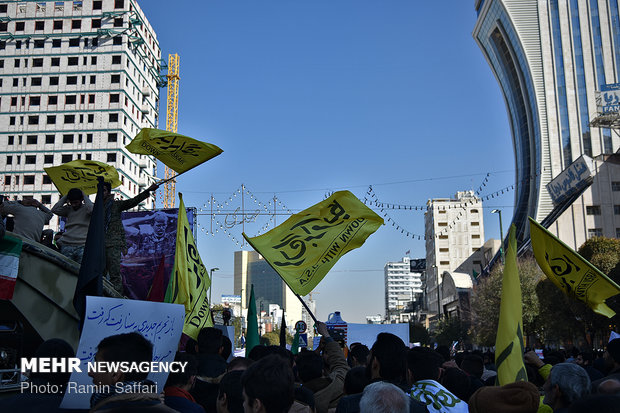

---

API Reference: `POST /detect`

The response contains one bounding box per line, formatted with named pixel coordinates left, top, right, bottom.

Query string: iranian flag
left=0, top=235, right=22, bottom=300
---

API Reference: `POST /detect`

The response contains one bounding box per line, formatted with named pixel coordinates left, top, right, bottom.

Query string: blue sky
left=140, top=1, right=515, bottom=322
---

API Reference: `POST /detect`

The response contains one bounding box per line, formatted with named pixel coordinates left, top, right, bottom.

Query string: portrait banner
left=44, top=160, right=122, bottom=195
left=120, top=208, right=194, bottom=300
left=243, top=190, right=383, bottom=296
left=126, top=128, right=223, bottom=174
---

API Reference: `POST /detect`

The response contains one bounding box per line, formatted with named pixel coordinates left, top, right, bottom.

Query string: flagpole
left=156, top=170, right=185, bottom=186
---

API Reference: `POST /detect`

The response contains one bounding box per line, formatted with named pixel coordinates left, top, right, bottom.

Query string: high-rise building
left=384, top=256, right=423, bottom=323
left=473, top=0, right=620, bottom=249
left=425, top=190, right=484, bottom=316
left=234, top=250, right=308, bottom=330
left=0, top=0, right=161, bottom=221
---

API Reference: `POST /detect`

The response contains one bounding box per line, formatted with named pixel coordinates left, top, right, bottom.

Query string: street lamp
left=209, top=267, right=219, bottom=308
left=491, top=209, right=504, bottom=264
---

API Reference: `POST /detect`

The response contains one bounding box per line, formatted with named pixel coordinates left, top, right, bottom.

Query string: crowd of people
left=3, top=321, right=620, bottom=413
left=0, top=182, right=159, bottom=294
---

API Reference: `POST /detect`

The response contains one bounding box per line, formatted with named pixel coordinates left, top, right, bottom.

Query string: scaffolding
left=163, top=54, right=180, bottom=208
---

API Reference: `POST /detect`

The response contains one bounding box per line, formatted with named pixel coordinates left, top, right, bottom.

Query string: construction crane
left=163, top=53, right=180, bottom=208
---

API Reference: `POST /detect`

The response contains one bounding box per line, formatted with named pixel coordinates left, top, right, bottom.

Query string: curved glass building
left=474, top=0, right=620, bottom=249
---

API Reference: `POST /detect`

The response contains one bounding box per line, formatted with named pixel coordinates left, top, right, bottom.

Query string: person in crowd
left=575, top=351, right=604, bottom=382
left=458, top=354, right=485, bottom=398
left=40, top=228, right=59, bottom=252
left=0, top=338, right=74, bottom=410
left=568, top=394, right=620, bottom=413
left=542, top=362, right=591, bottom=412
left=347, top=343, right=370, bottom=368
left=407, top=346, right=468, bottom=412
left=192, top=327, right=227, bottom=412
left=241, top=354, right=295, bottom=413
left=0, top=197, right=53, bottom=242
left=468, top=381, right=540, bottom=413
left=164, top=352, right=205, bottom=413
left=439, top=368, right=471, bottom=403
left=359, top=381, right=409, bottom=413
left=591, top=338, right=620, bottom=392
left=103, top=181, right=159, bottom=294
left=336, top=333, right=427, bottom=413
left=228, top=357, right=253, bottom=372
left=597, top=378, right=620, bottom=394
left=88, top=331, right=176, bottom=412
left=216, top=370, right=244, bottom=413
left=222, top=334, right=233, bottom=362
left=296, top=321, right=349, bottom=413
left=343, top=367, right=369, bottom=395
left=51, top=188, right=93, bottom=263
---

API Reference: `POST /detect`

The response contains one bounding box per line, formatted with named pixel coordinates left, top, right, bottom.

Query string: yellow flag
left=44, top=160, right=121, bottom=195
left=243, top=191, right=383, bottom=296
left=126, top=128, right=223, bottom=174
left=495, top=224, right=527, bottom=385
left=165, top=193, right=213, bottom=340
left=529, top=217, right=620, bottom=317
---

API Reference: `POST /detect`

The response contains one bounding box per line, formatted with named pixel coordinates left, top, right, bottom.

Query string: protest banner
left=60, top=296, right=185, bottom=409
left=44, top=160, right=121, bottom=196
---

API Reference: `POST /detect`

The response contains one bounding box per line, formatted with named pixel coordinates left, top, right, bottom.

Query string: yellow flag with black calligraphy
left=44, top=160, right=122, bottom=195
left=529, top=217, right=620, bottom=318
left=243, top=191, right=383, bottom=296
left=165, top=193, right=213, bottom=340
left=495, top=224, right=527, bottom=385
left=126, top=128, right=223, bottom=174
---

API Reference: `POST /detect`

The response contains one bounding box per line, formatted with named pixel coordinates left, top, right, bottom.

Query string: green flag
left=291, top=328, right=301, bottom=355
left=245, top=284, right=260, bottom=357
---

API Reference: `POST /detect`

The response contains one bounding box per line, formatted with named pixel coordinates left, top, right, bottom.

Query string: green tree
left=261, top=328, right=294, bottom=346
left=434, top=316, right=470, bottom=346
left=469, top=258, right=543, bottom=346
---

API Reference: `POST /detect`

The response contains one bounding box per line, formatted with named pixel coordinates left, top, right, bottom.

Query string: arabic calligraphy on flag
left=44, top=160, right=122, bottom=195
left=126, top=128, right=223, bottom=174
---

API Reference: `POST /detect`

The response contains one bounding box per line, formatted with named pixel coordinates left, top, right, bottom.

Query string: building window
left=112, top=55, right=121, bottom=64
left=67, top=76, right=78, bottom=85
left=93, top=1, right=102, bottom=10
left=65, top=95, right=77, bottom=105
left=91, top=19, right=102, bottom=30
left=49, top=77, right=59, bottom=86
left=32, top=58, right=43, bottom=67
left=45, top=135, right=55, bottom=144
left=91, top=56, right=97, bottom=65
left=9, top=116, right=15, bottom=125
left=41, top=195, right=51, bottom=204
left=0, top=5, right=7, bottom=13
left=115, top=0, right=124, bottom=9
left=73, top=1, right=82, bottom=11
left=4, top=176, right=9, bottom=185
left=25, top=155, right=36, bottom=164
left=44, top=155, right=53, bottom=164
left=63, top=134, right=74, bottom=143
left=615, top=205, right=620, bottom=215
left=26, top=135, right=37, bottom=144
left=613, top=182, right=620, bottom=191
left=90, top=75, right=96, bottom=84
left=113, top=36, right=122, bottom=45
left=7, top=136, right=13, bottom=145
left=28, top=116, right=39, bottom=125
left=88, top=94, right=95, bottom=104
left=34, top=39, right=44, bottom=48
left=87, top=114, right=94, bottom=123
left=86, top=133, right=93, bottom=143
left=52, top=38, right=61, bottom=47
left=71, top=20, right=81, bottom=29
left=15, top=22, right=25, bottom=31
left=110, top=94, right=120, bottom=103
left=53, top=20, right=62, bottom=30
left=48, top=96, right=58, bottom=105
left=10, top=97, right=16, bottom=106
left=109, top=113, right=119, bottom=122
left=61, top=155, right=72, bottom=163
left=24, top=175, right=35, bottom=185
left=108, top=133, right=118, bottom=142
left=111, top=74, right=120, bottom=83
left=588, top=228, right=603, bottom=238
left=107, top=153, right=117, bottom=162
left=67, top=56, right=79, bottom=65
left=6, top=155, right=12, bottom=165
left=35, top=21, right=45, bottom=30
left=69, top=38, right=79, bottom=47
left=92, top=38, right=98, bottom=47
left=586, top=206, right=601, bottom=215
left=29, top=96, right=40, bottom=106
left=51, top=57, right=60, bottom=66
left=64, top=115, right=75, bottom=123
left=114, top=18, right=123, bottom=27
left=85, top=154, right=92, bottom=160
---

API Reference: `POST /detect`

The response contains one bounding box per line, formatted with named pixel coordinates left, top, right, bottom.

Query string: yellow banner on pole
left=529, top=217, right=620, bottom=318
left=126, top=128, right=223, bottom=174
left=495, top=224, right=527, bottom=385
left=44, top=160, right=121, bottom=195
left=243, top=191, right=383, bottom=296
left=165, top=193, right=213, bottom=339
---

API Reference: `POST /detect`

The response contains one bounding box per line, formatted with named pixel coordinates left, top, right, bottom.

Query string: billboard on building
left=596, top=83, right=620, bottom=113
left=120, top=208, right=195, bottom=300
left=546, top=155, right=594, bottom=206
left=409, top=258, right=426, bottom=272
